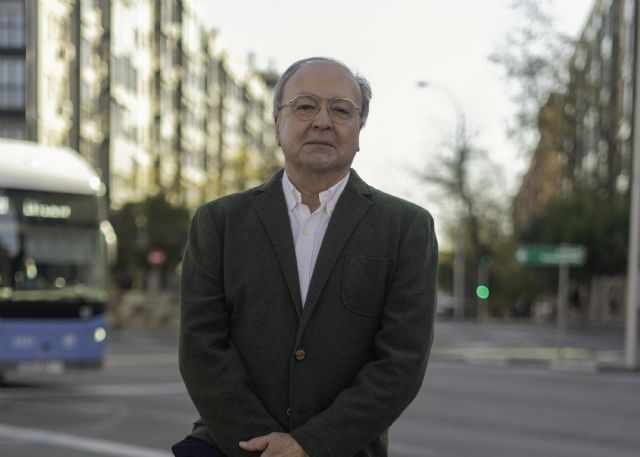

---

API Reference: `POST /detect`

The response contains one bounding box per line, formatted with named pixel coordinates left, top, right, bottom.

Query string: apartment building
left=562, top=0, right=635, bottom=198
left=0, top=0, right=26, bottom=139
left=0, top=0, right=279, bottom=211
left=0, top=0, right=111, bottom=189
left=108, top=0, right=154, bottom=207
left=151, top=0, right=182, bottom=204
left=72, top=0, right=110, bottom=194
left=0, top=0, right=75, bottom=145
left=514, top=0, right=636, bottom=229
left=177, top=0, right=207, bottom=209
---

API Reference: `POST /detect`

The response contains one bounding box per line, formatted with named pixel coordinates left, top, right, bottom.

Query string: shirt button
left=298, top=270, right=303, bottom=277
left=303, top=228, right=309, bottom=236
left=295, top=349, right=306, bottom=361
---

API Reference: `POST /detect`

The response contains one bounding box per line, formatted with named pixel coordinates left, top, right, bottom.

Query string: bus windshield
left=0, top=195, right=109, bottom=303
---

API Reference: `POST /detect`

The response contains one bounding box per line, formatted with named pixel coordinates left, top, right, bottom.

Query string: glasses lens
left=290, top=95, right=320, bottom=120
left=328, top=99, right=358, bottom=123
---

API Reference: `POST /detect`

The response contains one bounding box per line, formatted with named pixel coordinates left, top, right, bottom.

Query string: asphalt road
left=1, top=325, right=638, bottom=457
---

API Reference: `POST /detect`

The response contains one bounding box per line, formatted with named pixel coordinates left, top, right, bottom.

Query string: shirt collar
left=282, top=170, right=350, bottom=215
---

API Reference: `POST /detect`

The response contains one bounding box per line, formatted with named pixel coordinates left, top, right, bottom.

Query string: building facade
left=514, top=0, right=636, bottom=229
left=512, top=0, right=635, bottom=324
left=73, top=0, right=111, bottom=199
left=562, top=0, right=635, bottom=199
left=0, top=0, right=27, bottom=139
left=0, top=0, right=280, bottom=211
left=109, top=0, right=154, bottom=207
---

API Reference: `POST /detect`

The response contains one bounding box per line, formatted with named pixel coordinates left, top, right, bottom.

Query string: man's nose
left=311, top=105, right=332, bottom=128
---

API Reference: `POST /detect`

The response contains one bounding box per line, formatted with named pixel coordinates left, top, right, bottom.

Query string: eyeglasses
left=278, top=94, right=361, bottom=124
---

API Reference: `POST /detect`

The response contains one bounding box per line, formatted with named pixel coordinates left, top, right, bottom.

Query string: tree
left=109, top=194, right=191, bottom=288
left=518, top=189, right=629, bottom=280
left=490, top=0, right=573, bottom=155
left=419, top=121, right=507, bottom=312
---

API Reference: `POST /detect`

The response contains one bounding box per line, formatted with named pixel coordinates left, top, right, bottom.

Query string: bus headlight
left=94, top=327, right=107, bottom=343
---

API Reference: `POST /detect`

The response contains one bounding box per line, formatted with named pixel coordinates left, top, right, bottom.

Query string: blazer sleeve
left=179, top=205, right=285, bottom=456
left=290, top=209, right=438, bottom=457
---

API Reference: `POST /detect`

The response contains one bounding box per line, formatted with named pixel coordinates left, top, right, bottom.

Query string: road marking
left=75, top=382, right=187, bottom=396
left=389, top=442, right=440, bottom=457
left=0, top=422, right=171, bottom=457
left=105, top=353, right=178, bottom=367
left=2, top=382, right=187, bottom=399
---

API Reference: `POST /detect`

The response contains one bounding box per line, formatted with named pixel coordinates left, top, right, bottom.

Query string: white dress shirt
left=282, top=170, right=350, bottom=306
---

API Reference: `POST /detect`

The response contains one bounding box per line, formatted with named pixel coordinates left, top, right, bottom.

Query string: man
left=174, top=57, right=438, bottom=457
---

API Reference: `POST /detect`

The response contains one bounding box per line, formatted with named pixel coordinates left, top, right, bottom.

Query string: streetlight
left=417, top=80, right=466, bottom=320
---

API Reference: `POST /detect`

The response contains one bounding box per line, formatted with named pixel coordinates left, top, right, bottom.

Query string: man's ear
left=275, top=120, right=281, bottom=146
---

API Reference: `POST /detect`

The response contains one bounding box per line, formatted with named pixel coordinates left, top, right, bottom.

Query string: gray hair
left=272, top=57, right=372, bottom=129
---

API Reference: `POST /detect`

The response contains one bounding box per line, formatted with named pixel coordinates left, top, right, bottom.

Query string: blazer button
left=295, top=349, right=306, bottom=361
left=286, top=408, right=292, bottom=417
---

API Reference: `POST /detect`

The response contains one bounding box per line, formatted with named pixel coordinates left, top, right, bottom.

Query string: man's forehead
left=284, top=61, right=361, bottom=101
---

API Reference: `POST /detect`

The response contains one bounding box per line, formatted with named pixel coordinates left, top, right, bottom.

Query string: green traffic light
left=476, top=285, right=490, bottom=299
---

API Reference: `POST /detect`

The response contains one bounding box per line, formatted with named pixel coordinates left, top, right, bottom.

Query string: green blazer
left=179, top=169, right=438, bottom=457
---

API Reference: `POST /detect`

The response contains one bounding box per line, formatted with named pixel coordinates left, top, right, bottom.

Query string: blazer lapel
left=302, top=171, right=372, bottom=318
left=250, top=171, right=304, bottom=316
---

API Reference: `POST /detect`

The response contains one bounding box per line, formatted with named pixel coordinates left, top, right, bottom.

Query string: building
left=0, top=0, right=27, bottom=139
left=73, top=0, right=111, bottom=199
left=0, top=0, right=75, bottom=144
left=108, top=0, right=154, bottom=207
left=512, top=94, right=565, bottom=231
left=512, top=0, right=634, bottom=324
left=0, top=0, right=280, bottom=211
left=0, top=0, right=112, bottom=193
left=513, top=0, right=636, bottom=229
left=562, top=0, right=635, bottom=199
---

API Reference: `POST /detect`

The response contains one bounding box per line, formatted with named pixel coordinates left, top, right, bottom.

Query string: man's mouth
left=305, top=140, right=334, bottom=147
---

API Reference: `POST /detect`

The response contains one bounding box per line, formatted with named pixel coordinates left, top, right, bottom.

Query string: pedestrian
left=172, top=56, right=439, bottom=457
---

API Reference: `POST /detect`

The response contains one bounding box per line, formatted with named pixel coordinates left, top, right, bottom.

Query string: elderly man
left=173, top=57, right=438, bottom=457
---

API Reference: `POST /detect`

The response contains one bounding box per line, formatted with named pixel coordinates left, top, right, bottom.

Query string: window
left=0, top=1, right=24, bottom=48
left=0, top=57, right=25, bottom=109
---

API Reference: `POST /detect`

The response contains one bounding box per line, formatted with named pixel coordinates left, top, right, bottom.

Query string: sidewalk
left=430, top=320, right=638, bottom=372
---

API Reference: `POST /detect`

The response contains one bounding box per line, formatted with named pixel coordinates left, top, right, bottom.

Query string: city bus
left=0, top=138, right=116, bottom=378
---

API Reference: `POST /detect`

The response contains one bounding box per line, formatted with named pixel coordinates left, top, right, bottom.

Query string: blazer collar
left=250, top=170, right=303, bottom=314
left=250, top=169, right=372, bottom=317
left=302, top=170, right=372, bottom=319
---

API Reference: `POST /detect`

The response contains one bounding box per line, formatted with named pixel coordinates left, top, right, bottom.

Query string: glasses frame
left=278, top=93, right=361, bottom=125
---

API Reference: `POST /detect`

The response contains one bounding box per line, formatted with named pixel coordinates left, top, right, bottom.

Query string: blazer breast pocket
left=342, top=254, right=390, bottom=317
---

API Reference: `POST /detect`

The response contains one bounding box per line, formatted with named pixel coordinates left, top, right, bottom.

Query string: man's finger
left=239, top=434, right=270, bottom=451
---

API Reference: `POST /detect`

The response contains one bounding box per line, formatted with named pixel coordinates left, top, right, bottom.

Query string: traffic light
left=476, top=285, right=490, bottom=299
left=476, top=255, right=491, bottom=300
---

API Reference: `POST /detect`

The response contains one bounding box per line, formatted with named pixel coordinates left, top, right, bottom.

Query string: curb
left=430, top=346, right=637, bottom=372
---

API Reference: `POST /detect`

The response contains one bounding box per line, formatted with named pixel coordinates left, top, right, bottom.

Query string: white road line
left=0, top=423, right=172, bottom=457
left=2, top=382, right=187, bottom=399
left=389, top=442, right=440, bottom=457
left=105, top=353, right=178, bottom=367
left=75, top=382, right=187, bottom=396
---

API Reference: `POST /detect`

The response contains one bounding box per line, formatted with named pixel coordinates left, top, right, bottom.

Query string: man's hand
left=239, top=432, right=308, bottom=457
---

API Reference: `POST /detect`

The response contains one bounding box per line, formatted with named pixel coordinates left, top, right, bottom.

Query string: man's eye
left=295, top=104, right=316, bottom=112
left=331, top=107, right=352, bottom=117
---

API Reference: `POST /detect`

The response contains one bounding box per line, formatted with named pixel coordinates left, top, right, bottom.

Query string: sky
left=195, top=0, right=594, bottom=244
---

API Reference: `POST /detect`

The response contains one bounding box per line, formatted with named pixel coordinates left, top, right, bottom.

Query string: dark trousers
left=171, top=436, right=227, bottom=457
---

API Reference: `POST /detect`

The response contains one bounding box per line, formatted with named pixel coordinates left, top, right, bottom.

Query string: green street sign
left=515, top=245, right=586, bottom=266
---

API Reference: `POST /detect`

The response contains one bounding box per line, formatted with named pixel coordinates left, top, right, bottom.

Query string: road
left=1, top=324, right=639, bottom=457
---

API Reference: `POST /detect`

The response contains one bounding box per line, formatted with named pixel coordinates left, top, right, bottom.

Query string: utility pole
left=625, top=0, right=640, bottom=370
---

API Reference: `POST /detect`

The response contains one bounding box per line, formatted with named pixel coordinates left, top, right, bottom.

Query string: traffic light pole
left=557, top=264, right=569, bottom=352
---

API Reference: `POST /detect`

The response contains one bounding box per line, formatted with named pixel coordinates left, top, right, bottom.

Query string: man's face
left=276, top=61, right=363, bottom=178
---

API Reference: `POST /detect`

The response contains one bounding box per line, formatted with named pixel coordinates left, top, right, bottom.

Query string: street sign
left=515, top=245, right=586, bottom=266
